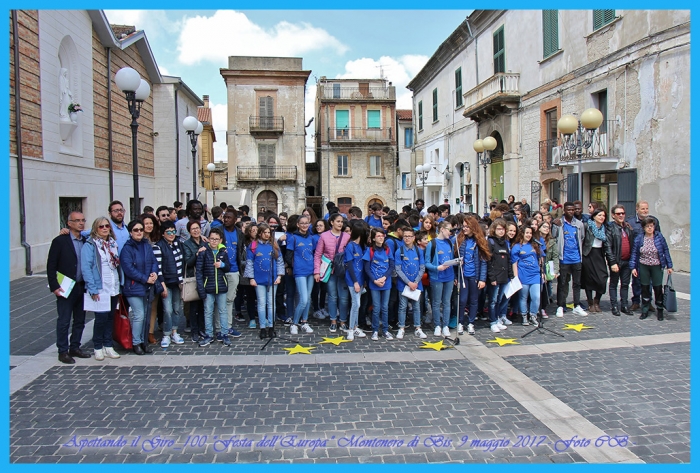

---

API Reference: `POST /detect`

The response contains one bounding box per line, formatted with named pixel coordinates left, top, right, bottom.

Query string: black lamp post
left=557, top=108, right=604, bottom=202
left=183, top=116, right=203, bottom=201
left=115, top=67, right=150, bottom=219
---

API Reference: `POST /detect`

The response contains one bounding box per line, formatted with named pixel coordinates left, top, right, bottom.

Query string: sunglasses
left=98, top=224, right=111, bottom=229
left=132, top=228, right=144, bottom=233
left=165, top=230, right=177, bottom=235
left=614, top=212, right=625, bottom=216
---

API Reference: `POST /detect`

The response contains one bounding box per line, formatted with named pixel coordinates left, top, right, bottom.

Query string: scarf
left=587, top=219, right=607, bottom=241
left=98, top=237, right=120, bottom=269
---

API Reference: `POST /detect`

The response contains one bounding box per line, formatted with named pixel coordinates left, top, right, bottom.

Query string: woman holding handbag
left=313, top=213, right=350, bottom=333
left=81, top=217, right=121, bottom=360
left=630, top=217, right=673, bottom=320
left=182, top=220, right=207, bottom=342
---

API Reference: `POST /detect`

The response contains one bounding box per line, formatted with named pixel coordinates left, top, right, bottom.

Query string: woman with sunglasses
left=121, top=219, right=159, bottom=355
left=154, top=221, right=186, bottom=348
left=81, top=217, right=121, bottom=360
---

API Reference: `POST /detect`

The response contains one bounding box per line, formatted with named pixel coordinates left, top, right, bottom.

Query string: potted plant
left=68, top=103, right=82, bottom=122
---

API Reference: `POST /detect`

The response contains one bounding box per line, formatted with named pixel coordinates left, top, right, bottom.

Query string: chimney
left=203, top=95, right=210, bottom=108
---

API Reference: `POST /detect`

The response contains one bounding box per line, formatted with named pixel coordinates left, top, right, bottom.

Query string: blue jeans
left=519, top=283, right=541, bottom=315
left=347, top=285, right=363, bottom=329
left=488, top=283, right=509, bottom=324
left=162, top=285, right=183, bottom=333
left=431, top=281, right=453, bottom=328
left=370, top=289, right=391, bottom=333
left=255, top=284, right=277, bottom=328
left=127, top=295, right=147, bottom=345
left=326, top=273, right=349, bottom=323
left=204, top=292, right=228, bottom=337
left=398, top=294, right=421, bottom=328
left=457, top=277, right=479, bottom=325
left=294, top=275, right=314, bottom=324
left=92, top=296, right=118, bottom=350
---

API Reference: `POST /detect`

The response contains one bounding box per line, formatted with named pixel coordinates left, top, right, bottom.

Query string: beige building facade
left=220, top=56, right=311, bottom=215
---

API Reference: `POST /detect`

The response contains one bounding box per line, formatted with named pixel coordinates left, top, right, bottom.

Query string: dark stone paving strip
left=508, top=342, right=690, bottom=464
left=10, top=361, right=584, bottom=464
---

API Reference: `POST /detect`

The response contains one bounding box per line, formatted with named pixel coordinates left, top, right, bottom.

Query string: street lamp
left=115, top=67, right=150, bottom=219
left=474, top=136, right=497, bottom=216
left=183, top=116, right=204, bottom=201
left=557, top=108, right=604, bottom=202
left=415, top=163, right=431, bottom=206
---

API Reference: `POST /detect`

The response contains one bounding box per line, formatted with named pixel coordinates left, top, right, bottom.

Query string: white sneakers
left=353, top=328, right=366, bottom=338
left=103, top=347, right=120, bottom=359
left=490, top=324, right=501, bottom=333
left=347, top=330, right=354, bottom=341
left=290, top=324, right=299, bottom=335
left=467, top=324, right=475, bottom=335
left=442, top=326, right=450, bottom=337
left=457, top=323, right=464, bottom=335
left=500, top=316, right=513, bottom=326
left=496, top=321, right=507, bottom=330
left=556, top=307, right=564, bottom=318
left=170, top=332, right=185, bottom=344
left=301, top=323, right=314, bottom=333
left=415, top=328, right=427, bottom=339
left=384, top=331, right=395, bottom=341
left=434, top=326, right=442, bottom=337
left=371, top=331, right=379, bottom=341
left=396, top=328, right=405, bottom=339
left=94, top=348, right=105, bottom=361
left=161, top=336, right=171, bottom=348
left=572, top=305, right=588, bottom=316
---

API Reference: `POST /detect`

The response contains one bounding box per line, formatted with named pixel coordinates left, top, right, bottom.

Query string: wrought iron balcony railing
left=237, top=165, right=297, bottom=181
left=328, top=127, right=392, bottom=142
left=319, top=86, right=395, bottom=100
left=538, top=120, right=617, bottom=170
left=249, top=116, right=284, bottom=133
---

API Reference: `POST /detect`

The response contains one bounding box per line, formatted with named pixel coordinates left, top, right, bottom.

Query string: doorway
left=257, top=190, right=278, bottom=215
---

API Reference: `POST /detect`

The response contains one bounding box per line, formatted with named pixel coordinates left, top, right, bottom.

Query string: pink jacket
left=313, top=231, right=350, bottom=275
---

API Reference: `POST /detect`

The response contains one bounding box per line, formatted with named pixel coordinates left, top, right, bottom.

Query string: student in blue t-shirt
left=556, top=202, right=588, bottom=318
left=363, top=227, right=395, bottom=341
left=344, top=220, right=369, bottom=341
left=511, top=226, right=543, bottom=327
left=425, top=221, right=458, bottom=338
left=395, top=228, right=427, bottom=340
left=285, top=215, right=317, bottom=336
left=364, top=203, right=384, bottom=228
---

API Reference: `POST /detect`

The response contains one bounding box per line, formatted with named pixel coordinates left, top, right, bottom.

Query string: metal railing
left=328, top=127, right=392, bottom=141
left=463, top=72, right=520, bottom=110
left=319, top=86, right=395, bottom=100
left=538, top=120, right=617, bottom=170
left=249, top=116, right=284, bottom=132
left=236, top=166, right=297, bottom=181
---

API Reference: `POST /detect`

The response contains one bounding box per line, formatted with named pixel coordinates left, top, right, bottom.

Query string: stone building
left=395, top=109, right=414, bottom=210
left=220, top=56, right=311, bottom=215
left=314, top=77, right=397, bottom=214
left=9, top=10, right=163, bottom=278
left=409, top=10, right=690, bottom=270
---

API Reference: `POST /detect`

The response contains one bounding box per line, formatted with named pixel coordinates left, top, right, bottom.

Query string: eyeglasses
left=165, top=230, right=177, bottom=235
left=209, top=237, right=221, bottom=241
left=132, top=228, right=144, bottom=233
left=403, top=235, right=415, bottom=239
left=614, top=212, right=626, bottom=216
left=69, top=219, right=86, bottom=223
left=98, top=224, right=111, bottom=229
left=111, top=209, right=125, bottom=213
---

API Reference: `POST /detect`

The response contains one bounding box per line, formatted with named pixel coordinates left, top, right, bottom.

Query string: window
left=545, top=108, right=558, bottom=168
left=367, top=110, right=380, bottom=128
left=335, top=109, right=349, bottom=138
left=404, top=128, right=413, bottom=148
left=493, top=26, right=505, bottom=74
left=333, top=83, right=341, bottom=98
left=258, top=143, right=276, bottom=178
left=432, top=88, right=438, bottom=122
left=259, top=96, right=273, bottom=129
left=369, top=156, right=381, bottom=176
left=542, top=10, right=559, bottom=58
left=455, top=68, right=463, bottom=108
left=593, top=10, right=616, bottom=31
left=402, top=172, right=412, bottom=189
left=59, top=197, right=83, bottom=230
left=418, top=101, right=423, bottom=131
left=337, top=155, right=348, bottom=176
left=595, top=90, right=608, bottom=133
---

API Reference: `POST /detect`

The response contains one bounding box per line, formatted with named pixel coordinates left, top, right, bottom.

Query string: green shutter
left=432, top=88, right=438, bottom=122
left=335, top=110, right=349, bottom=129
left=367, top=110, right=380, bottom=128
left=593, top=10, right=615, bottom=30
left=543, top=10, right=559, bottom=58
left=455, top=68, right=463, bottom=107
left=493, top=26, right=505, bottom=74
left=418, top=101, right=423, bottom=130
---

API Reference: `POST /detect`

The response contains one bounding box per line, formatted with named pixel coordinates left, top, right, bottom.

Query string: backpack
left=369, top=245, right=390, bottom=260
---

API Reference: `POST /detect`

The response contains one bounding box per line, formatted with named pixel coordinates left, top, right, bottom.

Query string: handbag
left=112, top=295, right=133, bottom=350
left=331, top=234, right=346, bottom=278
left=664, top=273, right=677, bottom=313
left=181, top=271, right=200, bottom=302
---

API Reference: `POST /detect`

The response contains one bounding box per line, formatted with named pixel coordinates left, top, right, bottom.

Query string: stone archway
left=257, top=190, right=278, bottom=215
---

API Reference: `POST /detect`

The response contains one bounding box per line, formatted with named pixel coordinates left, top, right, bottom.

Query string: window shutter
left=567, top=173, right=579, bottom=202
left=617, top=169, right=637, bottom=218
left=455, top=68, right=463, bottom=107
left=593, top=10, right=615, bottom=30
left=432, top=89, right=438, bottom=122
left=543, top=10, right=558, bottom=58
left=367, top=110, right=380, bottom=128
left=418, top=101, right=423, bottom=130
left=493, top=26, right=505, bottom=74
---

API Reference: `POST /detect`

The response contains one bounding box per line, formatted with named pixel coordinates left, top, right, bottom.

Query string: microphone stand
left=261, top=243, right=298, bottom=350
left=521, top=276, right=564, bottom=339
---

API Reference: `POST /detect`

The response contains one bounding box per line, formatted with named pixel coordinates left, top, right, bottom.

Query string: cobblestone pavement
left=9, top=274, right=691, bottom=463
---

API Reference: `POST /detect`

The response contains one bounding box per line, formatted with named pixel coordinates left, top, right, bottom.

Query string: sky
left=103, top=10, right=471, bottom=163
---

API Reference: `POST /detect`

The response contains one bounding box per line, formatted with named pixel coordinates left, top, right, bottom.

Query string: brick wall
left=9, top=10, right=43, bottom=159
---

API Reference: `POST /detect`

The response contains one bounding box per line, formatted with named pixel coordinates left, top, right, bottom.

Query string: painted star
left=319, top=336, right=352, bottom=346
left=562, top=323, right=594, bottom=332
left=420, top=340, right=453, bottom=351
left=486, top=337, right=521, bottom=346
left=283, top=344, right=317, bottom=355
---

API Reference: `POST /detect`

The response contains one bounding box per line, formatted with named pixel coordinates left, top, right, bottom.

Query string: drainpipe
left=107, top=46, right=114, bottom=200
left=174, top=82, right=182, bottom=200
left=12, top=10, right=32, bottom=275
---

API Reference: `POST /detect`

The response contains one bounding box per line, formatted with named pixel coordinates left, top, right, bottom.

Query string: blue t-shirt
left=363, top=245, right=393, bottom=291
left=561, top=221, right=581, bottom=264
left=433, top=238, right=455, bottom=283
left=511, top=242, right=541, bottom=285
left=223, top=228, right=239, bottom=273
left=287, top=232, right=316, bottom=277
left=247, top=242, right=276, bottom=286
left=365, top=215, right=384, bottom=228
left=344, top=241, right=366, bottom=287
left=395, top=245, right=424, bottom=292
left=461, top=237, right=478, bottom=278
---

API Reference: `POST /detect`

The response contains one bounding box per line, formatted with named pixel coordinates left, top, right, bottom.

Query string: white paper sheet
left=401, top=286, right=422, bottom=301
left=504, top=277, right=523, bottom=299
left=83, top=290, right=111, bottom=312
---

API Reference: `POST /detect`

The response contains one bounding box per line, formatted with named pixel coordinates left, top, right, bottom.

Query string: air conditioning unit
left=551, top=147, right=561, bottom=165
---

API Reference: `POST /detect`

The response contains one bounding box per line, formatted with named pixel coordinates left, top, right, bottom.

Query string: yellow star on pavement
left=319, top=336, right=352, bottom=346
left=486, top=337, right=521, bottom=346
left=283, top=344, right=317, bottom=355
left=420, top=340, right=453, bottom=351
left=562, top=323, right=594, bottom=332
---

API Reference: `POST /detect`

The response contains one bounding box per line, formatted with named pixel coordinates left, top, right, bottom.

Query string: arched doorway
left=366, top=197, right=384, bottom=213
left=257, top=190, right=278, bottom=215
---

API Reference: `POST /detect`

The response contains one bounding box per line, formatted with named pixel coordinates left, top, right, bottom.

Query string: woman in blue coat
left=630, top=217, right=673, bottom=320
left=120, top=219, right=159, bottom=355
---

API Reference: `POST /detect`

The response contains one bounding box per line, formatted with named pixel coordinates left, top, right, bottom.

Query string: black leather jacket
left=582, top=223, right=614, bottom=266
left=606, top=221, right=636, bottom=265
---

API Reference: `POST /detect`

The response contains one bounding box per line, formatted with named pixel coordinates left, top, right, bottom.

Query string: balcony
left=538, top=120, right=617, bottom=170
left=319, top=86, right=395, bottom=101
left=237, top=165, right=297, bottom=181
left=328, top=127, right=392, bottom=143
left=462, top=72, right=521, bottom=122
left=249, top=116, right=284, bottom=134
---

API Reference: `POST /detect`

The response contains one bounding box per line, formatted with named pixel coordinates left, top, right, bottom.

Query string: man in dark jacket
left=626, top=200, right=661, bottom=310
left=222, top=209, right=245, bottom=335
left=47, top=211, right=91, bottom=363
left=606, top=205, right=636, bottom=315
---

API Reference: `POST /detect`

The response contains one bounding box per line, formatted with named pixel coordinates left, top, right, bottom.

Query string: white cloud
left=177, top=11, right=348, bottom=66
left=336, top=54, right=429, bottom=109
left=159, top=65, right=170, bottom=76
left=210, top=102, right=228, bottom=163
